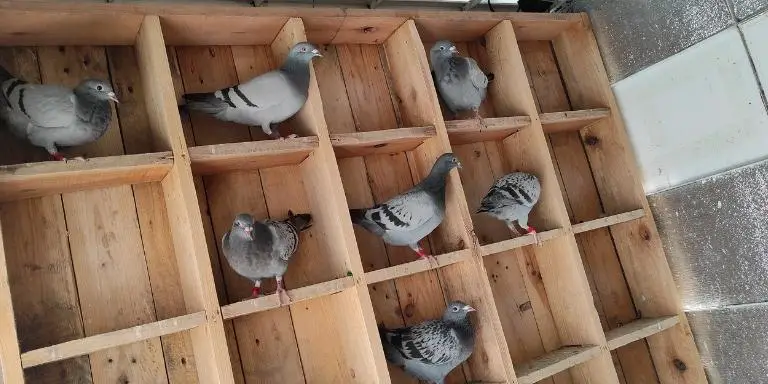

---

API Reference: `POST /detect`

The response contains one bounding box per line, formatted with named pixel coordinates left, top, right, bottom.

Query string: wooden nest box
left=0, top=2, right=704, bottom=383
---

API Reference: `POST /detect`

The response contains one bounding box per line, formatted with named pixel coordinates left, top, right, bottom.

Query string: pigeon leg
left=249, top=280, right=262, bottom=300
left=473, top=109, right=487, bottom=131
left=506, top=222, right=521, bottom=237
left=45, top=144, right=66, bottom=161
left=411, top=243, right=439, bottom=269
left=262, top=122, right=282, bottom=140
left=518, top=216, right=541, bottom=246
left=276, top=275, right=292, bottom=306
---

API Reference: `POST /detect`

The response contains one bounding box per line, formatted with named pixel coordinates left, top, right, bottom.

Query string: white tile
left=613, top=27, right=768, bottom=193
left=743, top=10, right=768, bottom=90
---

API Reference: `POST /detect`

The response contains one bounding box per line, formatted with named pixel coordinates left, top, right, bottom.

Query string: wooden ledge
left=188, top=136, right=319, bottom=175
left=480, top=228, right=567, bottom=257
left=445, top=116, right=530, bottom=145
left=330, top=126, right=436, bottom=158
left=540, top=108, right=610, bottom=134
left=572, top=209, right=645, bottom=234
left=516, top=345, right=603, bottom=384
left=365, top=248, right=472, bottom=285
left=20, top=312, right=206, bottom=368
left=0, top=151, right=173, bottom=202
left=606, top=316, right=679, bottom=350
left=221, top=276, right=355, bottom=320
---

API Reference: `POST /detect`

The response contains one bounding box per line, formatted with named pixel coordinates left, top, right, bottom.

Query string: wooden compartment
left=0, top=3, right=706, bottom=384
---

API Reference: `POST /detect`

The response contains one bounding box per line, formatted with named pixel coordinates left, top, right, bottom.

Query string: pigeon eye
left=452, top=306, right=459, bottom=312
left=440, top=46, right=445, bottom=50
left=96, top=85, right=103, bottom=91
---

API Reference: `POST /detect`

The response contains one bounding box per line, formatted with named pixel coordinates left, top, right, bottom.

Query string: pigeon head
left=76, top=79, right=119, bottom=103
left=430, top=153, right=462, bottom=175
left=442, top=300, right=476, bottom=322
left=430, top=40, right=458, bottom=62
left=287, top=210, right=313, bottom=232
left=232, top=213, right=256, bottom=240
left=288, top=42, right=323, bottom=63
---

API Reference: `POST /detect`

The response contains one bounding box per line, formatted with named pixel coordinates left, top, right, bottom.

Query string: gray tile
left=648, top=159, right=768, bottom=310
left=729, top=0, right=768, bottom=20
left=687, top=303, right=768, bottom=383
left=572, top=0, right=734, bottom=82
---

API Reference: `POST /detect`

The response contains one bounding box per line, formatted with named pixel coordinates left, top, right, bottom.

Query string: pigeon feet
left=51, top=152, right=66, bottom=161
left=277, top=287, right=292, bottom=306
left=526, top=227, right=541, bottom=246
left=415, top=247, right=439, bottom=269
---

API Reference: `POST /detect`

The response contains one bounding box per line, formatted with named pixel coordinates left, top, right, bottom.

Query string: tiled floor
left=613, top=27, right=768, bottom=193
left=742, top=11, right=768, bottom=90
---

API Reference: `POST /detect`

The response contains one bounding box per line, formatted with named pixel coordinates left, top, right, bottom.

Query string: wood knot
left=373, top=143, right=387, bottom=148
left=639, top=226, right=651, bottom=241
left=362, top=26, right=375, bottom=33
left=673, top=358, right=687, bottom=372
left=403, top=303, right=415, bottom=318
left=583, top=135, right=600, bottom=146
left=518, top=301, right=532, bottom=312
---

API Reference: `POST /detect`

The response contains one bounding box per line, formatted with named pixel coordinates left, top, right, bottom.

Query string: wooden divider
left=136, top=15, right=236, bottom=384
left=484, top=20, right=619, bottom=383
left=0, top=5, right=705, bottom=384
left=552, top=15, right=707, bottom=382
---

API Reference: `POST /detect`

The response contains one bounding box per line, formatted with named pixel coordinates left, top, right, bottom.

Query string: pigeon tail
left=349, top=208, right=368, bottom=226
left=286, top=210, right=312, bottom=232
left=183, top=92, right=228, bottom=115
left=0, top=65, right=13, bottom=85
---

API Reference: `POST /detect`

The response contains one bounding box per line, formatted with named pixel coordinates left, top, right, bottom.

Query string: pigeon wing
left=365, top=190, right=436, bottom=233
left=382, top=320, right=460, bottom=365
left=4, top=83, right=75, bottom=128
left=227, top=70, right=300, bottom=112
left=467, top=57, right=488, bottom=91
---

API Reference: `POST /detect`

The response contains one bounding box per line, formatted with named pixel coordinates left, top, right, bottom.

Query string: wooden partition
left=0, top=3, right=704, bottom=384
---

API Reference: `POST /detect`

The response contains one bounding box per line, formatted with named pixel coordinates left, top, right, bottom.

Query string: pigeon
left=430, top=41, right=488, bottom=123
left=349, top=153, right=461, bottom=268
left=183, top=42, right=322, bottom=140
left=222, top=211, right=312, bottom=305
left=477, top=172, right=542, bottom=244
left=0, top=65, right=118, bottom=161
left=379, top=301, right=476, bottom=384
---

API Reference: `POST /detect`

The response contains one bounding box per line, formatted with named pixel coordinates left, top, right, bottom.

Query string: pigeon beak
left=107, top=92, right=119, bottom=104
left=456, top=160, right=463, bottom=169
left=244, top=226, right=254, bottom=240
left=311, top=49, right=323, bottom=58
left=464, top=305, right=476, bottom=312
left=449, top=46, right=458, bottom=53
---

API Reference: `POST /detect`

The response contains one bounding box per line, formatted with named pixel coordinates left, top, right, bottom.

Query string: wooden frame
left=0, top=3, right=704, bottom=384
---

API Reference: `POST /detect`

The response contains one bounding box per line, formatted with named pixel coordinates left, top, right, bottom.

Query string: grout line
left=736, top=21, right=768, bottom=115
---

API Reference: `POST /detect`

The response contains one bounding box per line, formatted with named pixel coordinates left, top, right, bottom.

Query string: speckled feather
left=222, top=214, right=309, bottom=283
left=379, top=301, right=475, bottom=383
left=478, top=172, right=541, bottom=226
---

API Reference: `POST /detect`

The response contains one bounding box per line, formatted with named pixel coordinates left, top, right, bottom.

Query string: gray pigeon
left=379, top=301, right=476, bottom=384
left=0, top=65, right=118, bottom=161
left=477, top=172, right=542, bottom=244
left=349, top=153, right=461, bottom=268
left=222, top=211, right=312, bottom=305
left=430, top=40, right=488, bottom=121
left=183, top=42, right=322, bottom=140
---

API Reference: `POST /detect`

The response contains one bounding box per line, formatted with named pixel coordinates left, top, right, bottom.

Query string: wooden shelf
left=330, top=126, right=436, bottom=158
left=572, top=209, right=645, bottom=234
left=20, top=312, right=206, bottom=369
left=516, top=345, right=603, bottom=384
left=540, top=108, right=610, bottom=134
left=480, top=228, right=567, bottom=256
left=0, top=152, right=173, bottom=202
left=188, top=136, right=318, bottom=175
left=445, top=116, right=531, bottom=145
left=364, top=249, right=472, bottom=284
left=606, top=316, right=680, bottom=350
left=220, top=276, right=356, bottom=320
